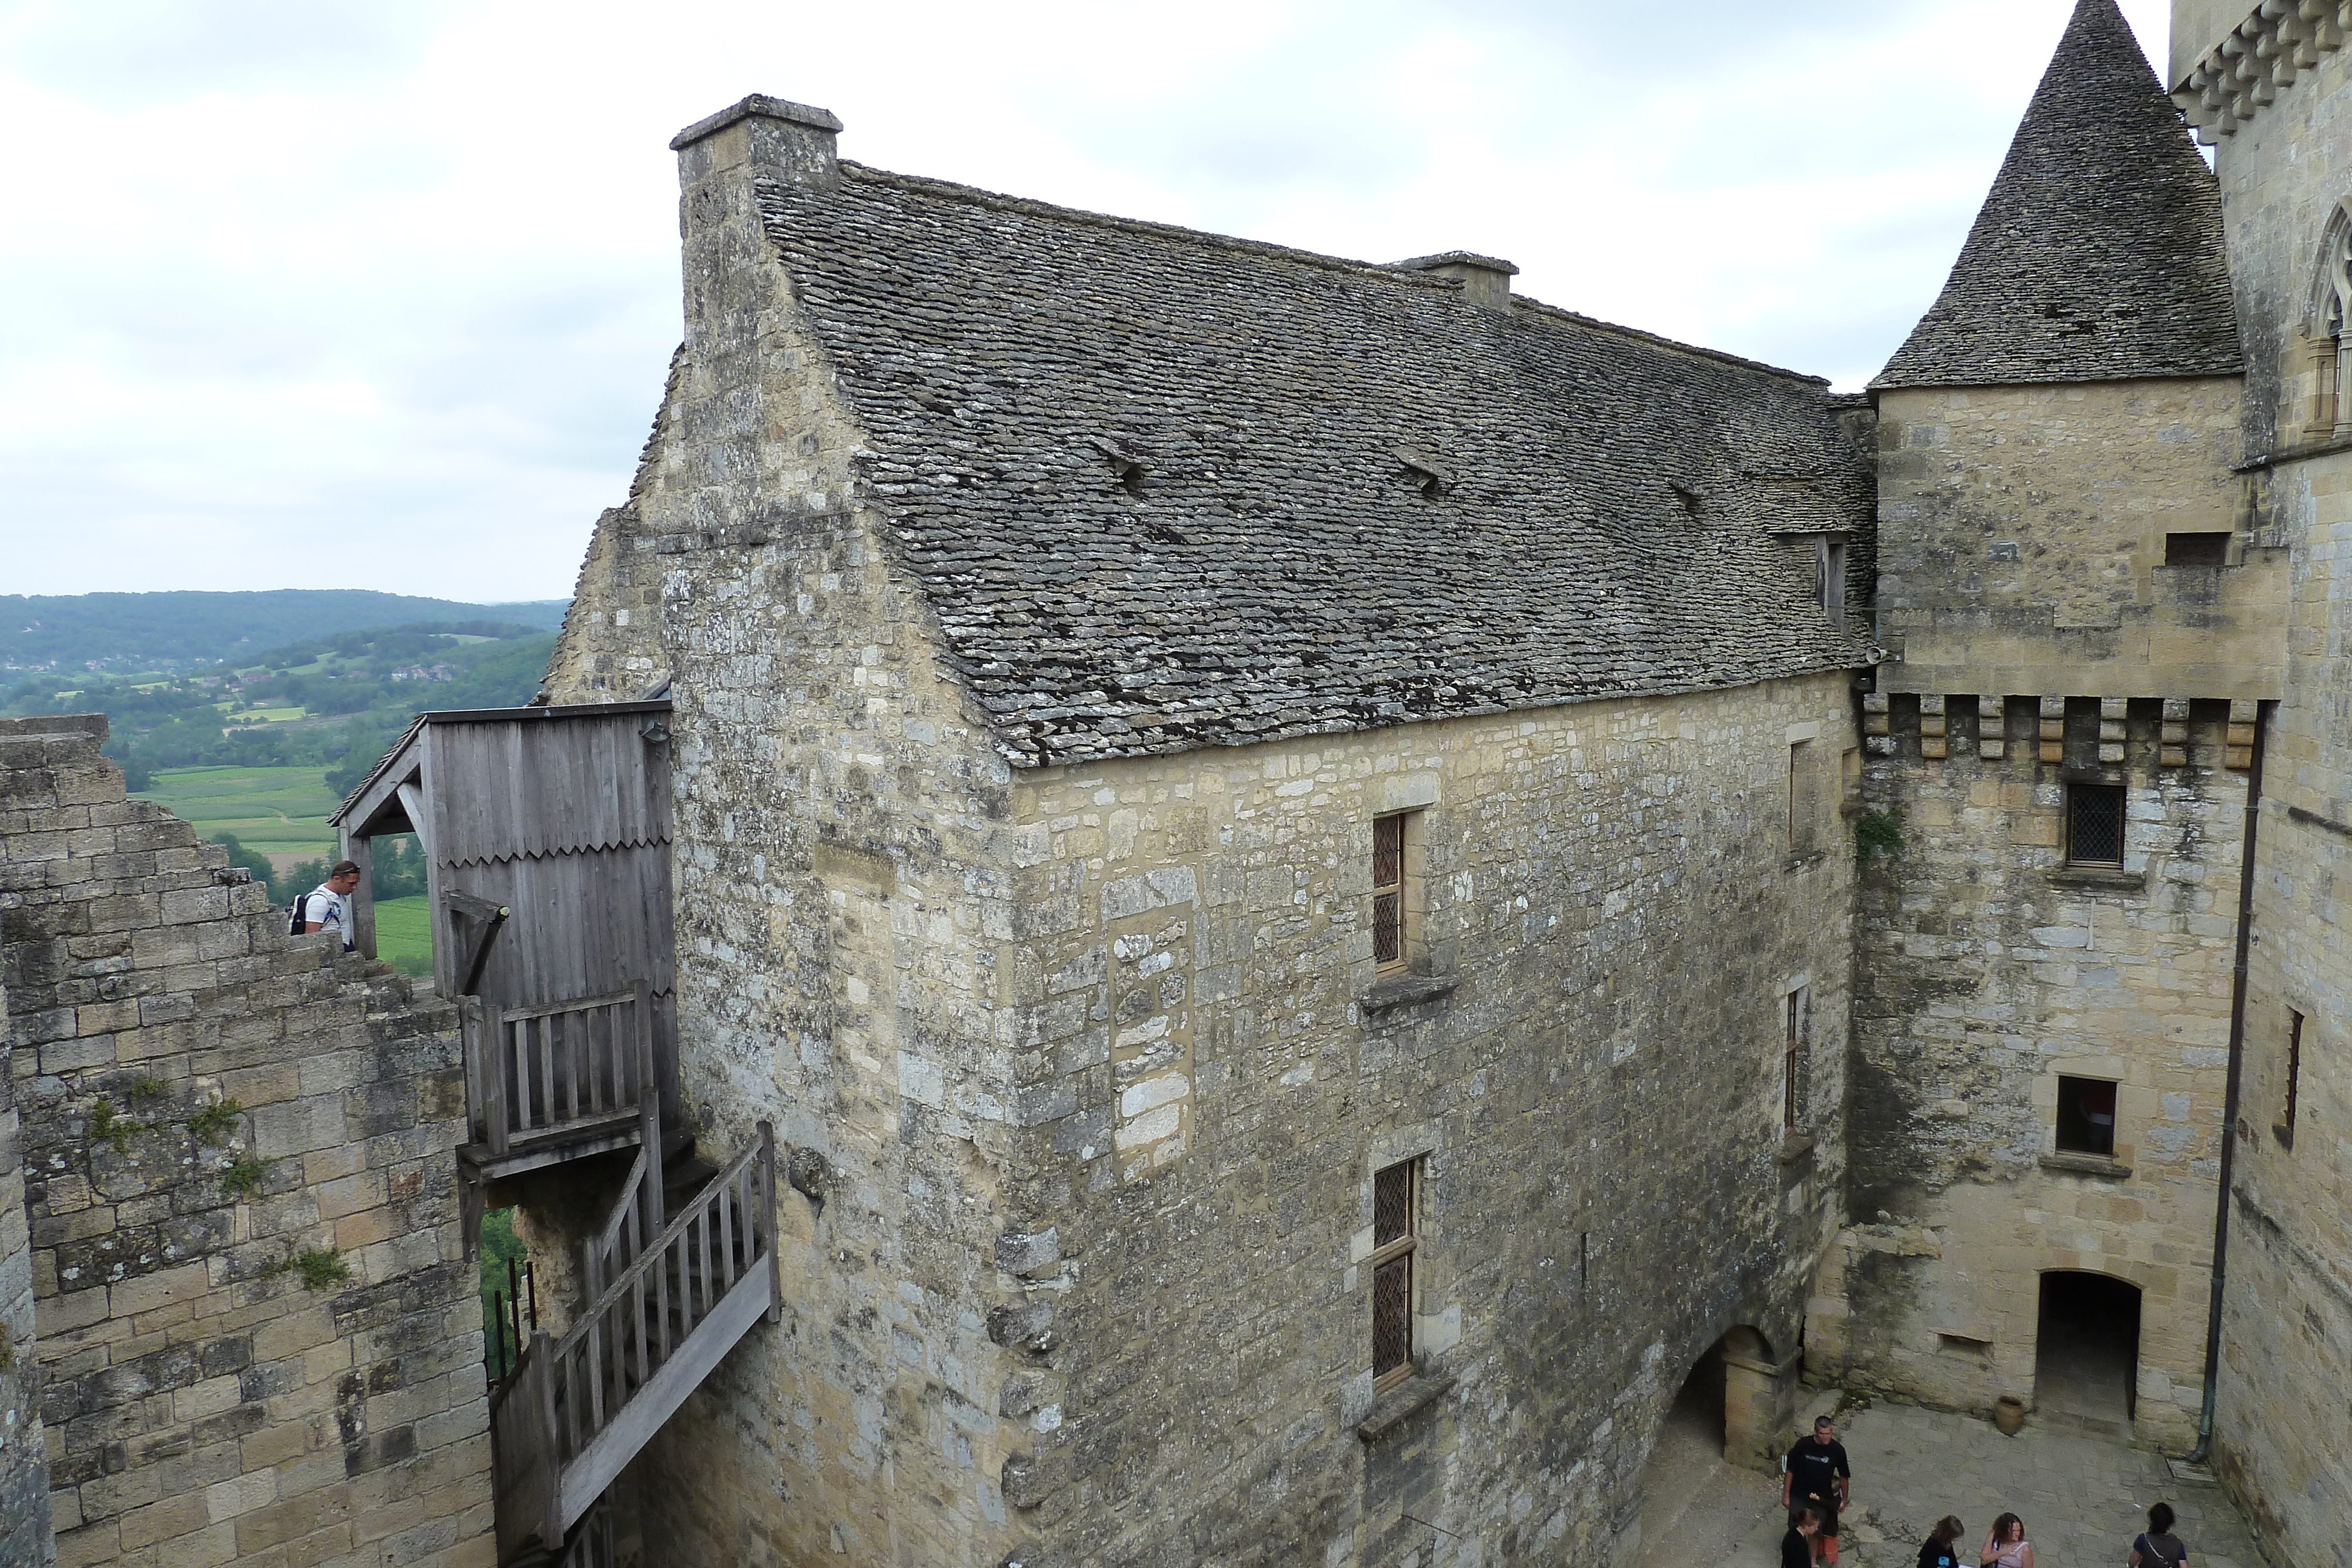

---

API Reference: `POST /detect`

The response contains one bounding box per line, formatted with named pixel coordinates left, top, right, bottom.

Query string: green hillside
left=0, top=590, right=566, bottom=674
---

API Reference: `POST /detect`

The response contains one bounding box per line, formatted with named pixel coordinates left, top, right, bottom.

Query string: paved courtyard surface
left=1634, top=1393, right=2266, bottom=1568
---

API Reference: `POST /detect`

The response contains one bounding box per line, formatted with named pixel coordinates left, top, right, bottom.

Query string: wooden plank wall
left=421, top=712, right=676, bottom=1103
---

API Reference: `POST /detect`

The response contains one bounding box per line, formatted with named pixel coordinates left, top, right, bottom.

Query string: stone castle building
left=0, top=1, right=2344, bottom=1565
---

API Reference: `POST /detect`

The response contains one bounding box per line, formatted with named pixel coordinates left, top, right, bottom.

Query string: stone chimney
left=670, top=93, right=843, bottom=193
left=1393, top=251, right=1519, bottom=312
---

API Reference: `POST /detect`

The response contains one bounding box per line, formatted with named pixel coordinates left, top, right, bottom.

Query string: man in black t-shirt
left=1780, top=1416, right=1852, bottom=1564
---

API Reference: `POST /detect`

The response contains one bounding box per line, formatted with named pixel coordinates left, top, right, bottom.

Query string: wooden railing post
left=635, top=981, right=663, bottom=1233
left=534, top=1329, right=563, bottom=1552
left=460, top=996, right=486, bottom=1147
left=483, top=1003, right=512, bottom=1159
left=759, top=1121, right=781, bottom=1323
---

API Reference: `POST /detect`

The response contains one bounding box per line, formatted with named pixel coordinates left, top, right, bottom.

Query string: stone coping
left=1355, top=1373, right=1457, bottom=1442
left=1358, top=972, right=1459, bottom=1014
left=2039, top=1151, right=2134, bottom=1179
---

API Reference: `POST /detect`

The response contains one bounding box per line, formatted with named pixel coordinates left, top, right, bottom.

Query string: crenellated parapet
left=2174, top=1, right=2352, bottom=140
left=1863, top=690, right=2258, bottom=770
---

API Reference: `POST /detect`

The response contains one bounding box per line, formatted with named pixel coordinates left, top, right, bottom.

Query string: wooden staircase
left=466, top=985, right=779, bottom=1566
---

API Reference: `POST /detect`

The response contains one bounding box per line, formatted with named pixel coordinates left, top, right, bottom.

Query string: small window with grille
left=2056, top=1076, right=2118, bottom=1156
left=1783, top=987, right=1809, bottom=1131
left=1370, top=1158, right=1420, bottom=1388
left=1372, top=812, right=1413, bottom=971
left=2066, top=783, right=2126, bottom=868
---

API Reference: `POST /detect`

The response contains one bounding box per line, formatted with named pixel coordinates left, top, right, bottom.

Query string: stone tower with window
left=1806, top=0, right=2290, bottom=1455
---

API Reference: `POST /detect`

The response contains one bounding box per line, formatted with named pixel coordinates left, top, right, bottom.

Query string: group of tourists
left=1776, top=1416, right=2197, bottom=1568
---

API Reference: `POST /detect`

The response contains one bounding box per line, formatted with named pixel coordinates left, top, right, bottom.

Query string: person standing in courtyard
left=294, top=858, right=363, bottom=952
left=1782, top=1506, right=1822, bottom=1568
left=1781, top=1415, right=1852, bottom=1564
left=1916, top=1515, right=1965, bottom=1568
left=1981, top=1512, right=2033, bottom=1568
left=2128, top=1502, right=2190, bottom=1566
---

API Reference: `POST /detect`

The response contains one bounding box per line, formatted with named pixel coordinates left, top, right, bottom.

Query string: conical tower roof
left=1875, top=0, right=2241, bottom=389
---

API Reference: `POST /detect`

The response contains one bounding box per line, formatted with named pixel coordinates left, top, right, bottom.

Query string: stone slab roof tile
left=1876, top=0, right=2242, bottom=390
left=755, top=165, right=1875, bottom=764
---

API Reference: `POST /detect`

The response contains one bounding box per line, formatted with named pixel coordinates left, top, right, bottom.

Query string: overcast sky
left=1, top=0, right=2173, bottom=601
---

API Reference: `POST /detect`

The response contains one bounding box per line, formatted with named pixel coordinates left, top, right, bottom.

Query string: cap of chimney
left=671, top=94, right=843, bottom=190
left=1392, top=251, right=1519, bottom=312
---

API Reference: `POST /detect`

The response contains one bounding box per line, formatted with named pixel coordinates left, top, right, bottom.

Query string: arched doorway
left=1626, top=1329, right=1792, bottom=1568
left=2034, top=1271, right=2141, bottom=1433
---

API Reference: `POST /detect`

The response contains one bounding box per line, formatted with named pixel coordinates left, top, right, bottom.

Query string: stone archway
left=2035, top=1271, right=2143, bottom=1434
left=1625, top=1327, right=1803, bottom=1568
left=1717, top=1326, right=1802, bottom=1472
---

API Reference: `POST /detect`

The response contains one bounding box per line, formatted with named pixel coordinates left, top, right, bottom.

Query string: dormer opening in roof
left=1391, top=252, right=1519, bottom=313
left=1392, top=447, right=1452, bottom=499
left=1088, top=436, right=1147, bottom=496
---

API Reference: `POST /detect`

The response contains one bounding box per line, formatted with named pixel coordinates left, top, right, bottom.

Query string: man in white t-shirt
left=296, top=861, right=363, bottom=951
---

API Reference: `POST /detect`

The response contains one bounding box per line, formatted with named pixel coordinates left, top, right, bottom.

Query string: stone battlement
left=0, top=717, right=493, bottom=1567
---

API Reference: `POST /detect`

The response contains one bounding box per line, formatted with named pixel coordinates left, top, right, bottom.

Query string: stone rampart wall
left=0, top=716, right=491, bottom=1568
left=0, top=971, right=52, bottom=1562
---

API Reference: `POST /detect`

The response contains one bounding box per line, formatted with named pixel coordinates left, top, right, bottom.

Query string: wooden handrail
left=502, top=987, right=639, bottom=1024
left=554, top=1128, right=767, bottom=1366
left=557, top=1126, right=774, bottom=1532
left=492, top=1124, right=776, bottom=1552
left=463, top=982, right=658, bottom=1161
left=584, top=1146, right=650, bottom=1302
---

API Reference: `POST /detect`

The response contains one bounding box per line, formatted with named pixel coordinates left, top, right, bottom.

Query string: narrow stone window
left=1370, top=1158, right=1419, bottom=1388
left=2056, top=1075, right=2118, bottom=1157
left=2277, top=1008, right=2305, bottom=1148
left=2064, top=783, right=2126, bottom=868
left=1817, top=539, right=1847, bottom=630
left=2303, top=203, right=2352, bottom=441
left=2164, top=531, right=2231, bottom=567
left=1788, top=741, right=1822, bottom=854
left=1372, top=811, right=1412, bottom=970
left=1782, top=987, right=1810, bottom=1131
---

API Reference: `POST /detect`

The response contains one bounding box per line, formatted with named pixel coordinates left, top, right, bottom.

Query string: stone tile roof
left=1876, top=0, right=2242, bottom=390
left=757, top=167, right=1875, bottom=764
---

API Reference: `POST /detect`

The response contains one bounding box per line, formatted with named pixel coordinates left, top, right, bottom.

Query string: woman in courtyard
left=1980, top=1513, right=2033, bottom=1568
left=1915, top=1515, right=1965, bottom=1568
left=2128, top=1502, right=2190, bottom=1566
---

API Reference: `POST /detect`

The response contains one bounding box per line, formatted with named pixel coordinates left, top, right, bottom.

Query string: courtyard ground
left=1633, top=1390, right=2266, bottom=1568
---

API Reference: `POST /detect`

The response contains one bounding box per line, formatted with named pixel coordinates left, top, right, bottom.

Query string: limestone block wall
left=0, top=974, right=53, bottom=1562
left=541, top=348, right=684, bottom=706
left=995, top=674, right=1858, bottom=1567
left=596, top=106, right=1031, bottom=1568
left=1817, top=693, right=2249, bottom=1451
left=2199, top=45, right=2352, bottom=1566
left=1874, top=379, right=2286, bottom=703
left=0, top=716, right=492, bottom=1568
left=2210, top=463, right=2352, bottom=1560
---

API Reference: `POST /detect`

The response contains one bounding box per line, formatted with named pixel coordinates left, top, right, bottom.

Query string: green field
left=374, top=895, right=433, bottom=977
left=133, top=765, right=343, bottom=871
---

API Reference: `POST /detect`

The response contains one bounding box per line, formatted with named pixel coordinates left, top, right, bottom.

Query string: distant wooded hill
left=0, top=590, right=569, bottom=673
left=1, top=617, right=562, bottom=796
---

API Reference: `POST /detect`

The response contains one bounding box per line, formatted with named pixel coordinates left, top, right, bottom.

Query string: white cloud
left=0, top=0, right=2178, bottom=598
